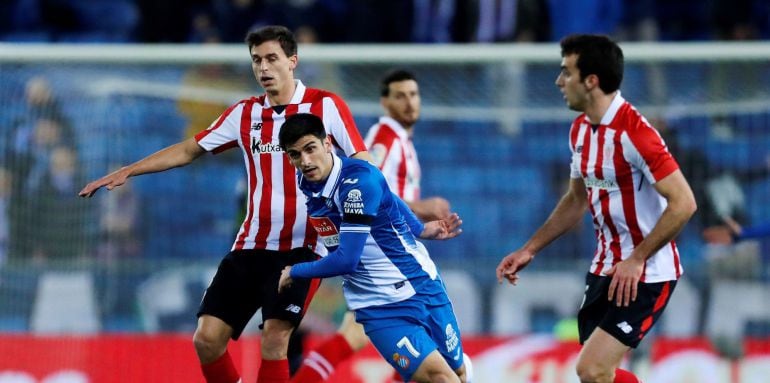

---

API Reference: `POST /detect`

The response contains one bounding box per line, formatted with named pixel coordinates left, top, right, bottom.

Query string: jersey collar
left=598, top=91, right=625, bottom=126
left=262, top=80, right=306, bottom=108
left=317, top=152, right=343, bottom=198
left=379, top=116, right=411, bottom=140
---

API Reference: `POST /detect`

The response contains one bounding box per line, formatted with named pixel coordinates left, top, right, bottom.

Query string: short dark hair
left=245, top=25, right=297, bottom=57
left=279, top=113, right=327, bottom=150
left=560, top=34, right=623, bottom=94
left=380, top=69, right=417, bottom=97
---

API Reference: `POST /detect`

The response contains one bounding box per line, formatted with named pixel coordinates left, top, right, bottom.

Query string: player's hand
left=420, top=213, right=462, bottom=240
left=78, top=167, right=131, bottom=198
left=278, top=266, right=293, bottom=293
left=496, top=249, right=535, bottom=285
left=412, top=197, right=451, bottom=221
left=604, top=255, right=644, bottom=307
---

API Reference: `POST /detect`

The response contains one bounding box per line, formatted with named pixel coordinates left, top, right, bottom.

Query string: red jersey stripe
left=234, top=99, right=257, bottom=249
left=278, top=104, right=300, bottom=251
left=253, top=107, right=275, bottom=249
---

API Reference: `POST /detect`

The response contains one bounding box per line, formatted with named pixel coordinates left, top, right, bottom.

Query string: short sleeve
left=195, top=101, right=244, bottom=153
left=623, top=122, right=679, bottom=183
left=323, top=94, right=367, bottom=156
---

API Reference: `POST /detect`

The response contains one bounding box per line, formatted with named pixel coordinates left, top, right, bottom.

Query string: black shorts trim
left=197, top=247, right=320, bottom=339
left=577, top=272, right=676, bottom=348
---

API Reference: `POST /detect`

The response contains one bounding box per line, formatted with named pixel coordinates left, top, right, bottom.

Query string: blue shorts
left=355, top=284, right=464, bottom=382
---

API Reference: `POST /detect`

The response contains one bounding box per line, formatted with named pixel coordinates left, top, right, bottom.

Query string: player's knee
left=576, top=361, right=613, bottom=383
left=338, top=315, right=369, bottom=351
left=260, top=320, right=294, bottom=358
left=193, top=328, right=227, bottom=362
left=412, top=354, right=461, bottom=383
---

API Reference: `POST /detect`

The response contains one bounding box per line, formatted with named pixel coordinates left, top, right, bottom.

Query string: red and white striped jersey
left=364, top=116, right=421, bottom=202
left=568, top=93, right=682, bottom=282
left=195, top=80, right=367, bottom=254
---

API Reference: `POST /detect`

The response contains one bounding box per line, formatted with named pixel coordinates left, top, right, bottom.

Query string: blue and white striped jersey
left=291, top=153, right=443, bottom=310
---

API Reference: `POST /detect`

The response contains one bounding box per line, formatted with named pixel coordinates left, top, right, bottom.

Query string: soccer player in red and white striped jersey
left=80, top=26, right=369, bottom=383
left=291, top=71, right=456, bottom=383
left=366, top=69, right=450, bottom=221
left=496, top=35, right=697, bottom=383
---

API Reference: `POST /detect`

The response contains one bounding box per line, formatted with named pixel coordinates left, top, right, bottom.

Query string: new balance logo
left=616, top=321, right=633, bottom=334
left=252, top=122, right=262, bottom=130
left=286, top=304, right=302, bottom=314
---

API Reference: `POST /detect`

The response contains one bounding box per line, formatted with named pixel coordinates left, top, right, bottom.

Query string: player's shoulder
left=368, top=122, right=400, bottom=143
left=340, top=158, right=382, bottom=183
left=303, top=86, right=345, bottom=103
left=614, top=102, right=655, bottom=135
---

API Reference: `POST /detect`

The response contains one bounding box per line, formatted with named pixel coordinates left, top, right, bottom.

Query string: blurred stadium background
left=1, top=1, right=770, bottom=382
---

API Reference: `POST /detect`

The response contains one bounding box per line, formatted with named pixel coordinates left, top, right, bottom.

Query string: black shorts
left=197, top=248, right=321, bottom=340
left=577, top=272, right=676, bottom=348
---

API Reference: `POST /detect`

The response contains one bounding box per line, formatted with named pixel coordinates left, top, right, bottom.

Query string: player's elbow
left=339, top=256, right=359, bottom=274
left=674, top=194, right=697, bottom=220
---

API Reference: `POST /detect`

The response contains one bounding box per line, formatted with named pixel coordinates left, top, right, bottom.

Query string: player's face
left=555, top=54, right=588, bottom=112
left=251, top=40, right=297, bottom=97
left=381, top=79, right=421, bottom=129
left=285, top=135, right=333, bottom=182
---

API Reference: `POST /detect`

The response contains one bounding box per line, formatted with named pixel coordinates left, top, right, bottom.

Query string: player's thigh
left=197, top=250, right=267, bottom=340
left=425, top=302, right=465, bottom=371
left=576, top=327, right=628, bottom=374
left=365, top=321, right=439, bottom=382
left=261, top=248, right=321, bottom=329
left=338, top=311, right=370, bottom=351
left=576, top=273, right=611, bottom=345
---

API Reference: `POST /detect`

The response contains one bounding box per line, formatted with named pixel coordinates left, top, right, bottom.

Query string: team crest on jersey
left=308, top=216, right=339, bottom=247
left=344, top=189, right=364, bottom=214
left=392, top=353, right=410, bottom=369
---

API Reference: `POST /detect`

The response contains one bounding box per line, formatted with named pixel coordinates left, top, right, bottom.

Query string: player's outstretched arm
left=408, top=196, right=451, bottom=222
left=419, top=212, right=462, bottom=240
left=79, top=137, right=205, bottom=197
left=496, top=177, right=588, bottom=285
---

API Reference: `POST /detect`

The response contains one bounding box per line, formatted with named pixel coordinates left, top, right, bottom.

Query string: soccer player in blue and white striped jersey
left=277, top=113, right=472, bottom=383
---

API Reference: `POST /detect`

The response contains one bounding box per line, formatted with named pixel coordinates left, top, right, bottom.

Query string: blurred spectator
left=617, top=0, right=659, bottom=41
left=97, top=167, right=141, bottom=261
left=136, top=0, right=205, bottom=42
left=546, top=0, right=623, bottom=40
left=6, top=77, right=89, bottom=262
left=654, top=0, right=711, bottom=40
left=711, top=0, right=758, bottom=40
left=475, top=0, right=551, bottom=42
left=211, top=0, right=265, bottom=42
left=29, top=146, right=90, bottom=262
left=413, top=0, right=462, bottom=43
left=346, top=0, right=414, bottom=42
